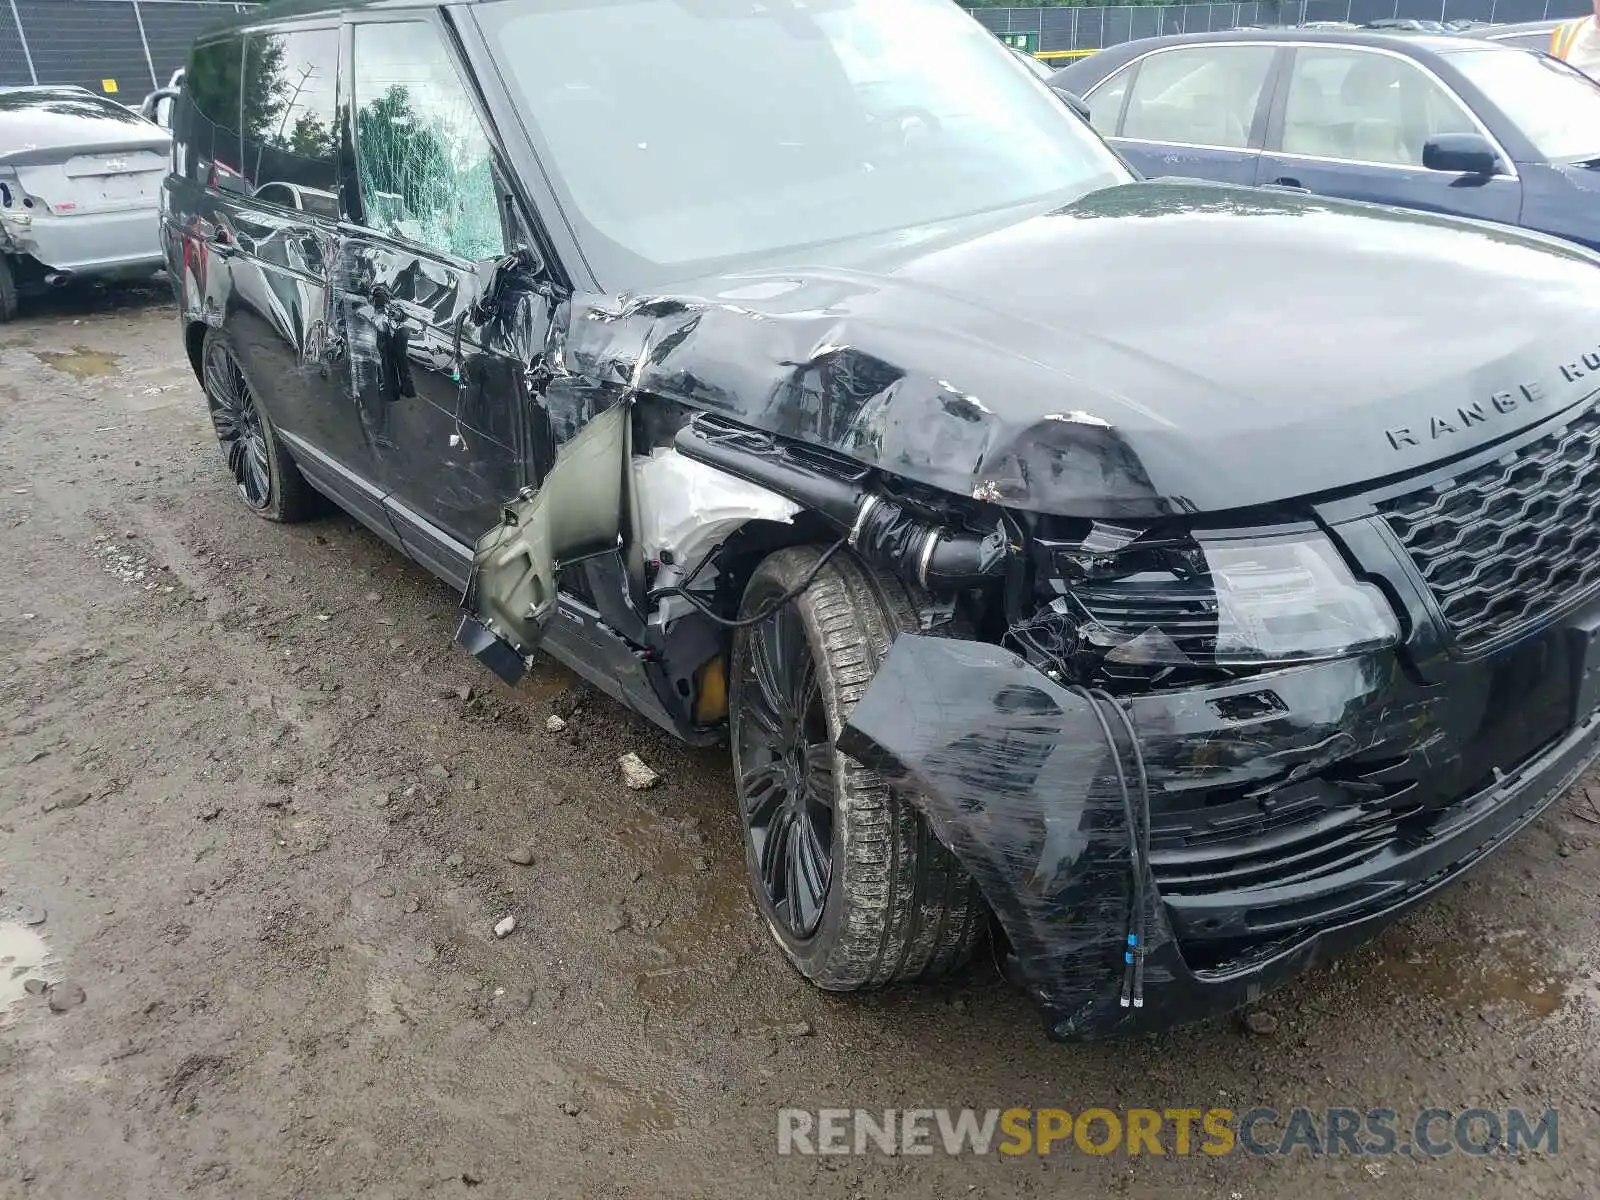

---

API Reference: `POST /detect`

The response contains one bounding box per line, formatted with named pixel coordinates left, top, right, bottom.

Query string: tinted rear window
left=240, top=26, right=340, bottom=201
left=186, top=38, right=245, bottom=177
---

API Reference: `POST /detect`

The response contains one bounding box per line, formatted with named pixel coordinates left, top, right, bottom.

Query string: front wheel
left=730, top=546, right=986, bottom=991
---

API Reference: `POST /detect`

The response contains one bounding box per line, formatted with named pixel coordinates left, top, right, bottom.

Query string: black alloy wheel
left=736, top=600, right=835, bottom=939
left=203, top=338, right=272, bottom=509
left=729, top=546, right=986, bottom=992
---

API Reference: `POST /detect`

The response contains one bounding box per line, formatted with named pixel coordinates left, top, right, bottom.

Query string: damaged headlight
left=1195, top=531, right=1399, bottom=664
left=1023, top=528, right=1399, bottom=680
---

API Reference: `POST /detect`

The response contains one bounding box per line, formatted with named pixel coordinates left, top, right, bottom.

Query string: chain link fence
left=0, top=0, right=253, bottom=97
left=971, top=0, right=1586, bottom=53
left=0, top=0, right=1590, bottom=100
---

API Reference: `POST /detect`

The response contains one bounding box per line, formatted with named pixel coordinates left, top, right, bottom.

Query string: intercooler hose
left=674, top=419, right=1007, bottom=593
left=846, top=493, right=1007, bottom=591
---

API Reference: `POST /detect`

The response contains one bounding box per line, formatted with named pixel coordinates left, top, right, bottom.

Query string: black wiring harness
left=646, top=534, right=851, bottom=630
left=1069, top=684, right=1155, bottom=1009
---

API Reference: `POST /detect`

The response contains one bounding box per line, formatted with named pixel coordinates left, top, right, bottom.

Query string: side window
left=1087, top=68, right=1130, bottom=136
left=349, top=20, right=507, bottom=261
left=1282, top=48, right=1478, bottom=166
left=1120, top=46, right=1275, bottom=149
left=185, top=37, right=244, bottom=186
left=240, top=27, right=340, bottom=207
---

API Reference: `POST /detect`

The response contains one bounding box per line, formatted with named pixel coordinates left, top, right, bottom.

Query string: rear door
left=337, top=9, right=561, bottom=586
left=187, top=24, right=388, bottom=517
left=1257, top=45, right=1523, bottom=224
left=1085, top=43, right=1281, bottom=185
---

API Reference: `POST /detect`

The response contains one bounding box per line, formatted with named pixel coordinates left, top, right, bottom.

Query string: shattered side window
left=350, top=20, right=507, bottom=262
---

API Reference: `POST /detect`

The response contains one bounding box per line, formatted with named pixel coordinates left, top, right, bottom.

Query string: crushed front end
left=841, top=401, right=1600, bottom=1038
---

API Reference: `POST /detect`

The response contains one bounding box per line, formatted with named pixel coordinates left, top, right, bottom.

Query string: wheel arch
left=655, top=515, right=831, bottom=732
left=705, top=514, right=835, bottom=604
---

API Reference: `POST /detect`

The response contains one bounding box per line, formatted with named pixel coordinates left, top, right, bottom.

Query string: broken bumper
left=2, top=207, right=163, bottom=278
left=839, top=632, right=1600, bottom=1039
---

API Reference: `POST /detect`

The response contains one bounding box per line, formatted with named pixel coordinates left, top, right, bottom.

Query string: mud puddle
left=34, top=346, right=121, bottom=380
left=571, top=1067, right=682, bottom=1136
left=0, top=922, right=53, bottom=1020
left=1366, top=931, right=1569, bottom=1018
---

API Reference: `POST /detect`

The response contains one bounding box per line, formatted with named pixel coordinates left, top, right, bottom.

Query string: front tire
left=200, top=330, right=318, bottom=522
left=730, top=546, right=986, bottom=991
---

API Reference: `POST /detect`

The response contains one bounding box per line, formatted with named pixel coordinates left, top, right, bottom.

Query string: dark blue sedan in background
left=1050, top=30, right=1600, bottom=249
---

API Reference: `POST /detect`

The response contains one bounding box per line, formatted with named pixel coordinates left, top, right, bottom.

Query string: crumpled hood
left=551, top=180, right=1600, bottom=517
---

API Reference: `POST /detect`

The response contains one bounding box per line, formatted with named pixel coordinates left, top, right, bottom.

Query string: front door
left=1088, top=43, right=1280, bottom=186
left=1257, top=45, right=1523, bottom=225
left=337, top=13, right=552, bottom=580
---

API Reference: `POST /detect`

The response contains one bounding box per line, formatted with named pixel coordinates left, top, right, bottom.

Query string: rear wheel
left=730, top=546, right=986, bottom=991
left=0, top=256, right=18, bottom=323
left=200, top=330, right=318, bottom=522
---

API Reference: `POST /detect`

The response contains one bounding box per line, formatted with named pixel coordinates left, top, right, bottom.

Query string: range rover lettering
left=161, top=0, right=1600, bottom=1039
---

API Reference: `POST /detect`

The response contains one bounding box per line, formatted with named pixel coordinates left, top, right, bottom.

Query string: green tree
left=286, top=110, right=333, bottom=161
left=355, top=85, right=503, bottom=260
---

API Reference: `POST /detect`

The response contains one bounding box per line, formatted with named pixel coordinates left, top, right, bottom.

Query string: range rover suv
left=161, top=0, right=1600, bottom=1040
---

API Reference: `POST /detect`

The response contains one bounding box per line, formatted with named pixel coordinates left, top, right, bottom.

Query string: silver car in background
left=0, top=86, right=169, bottom=321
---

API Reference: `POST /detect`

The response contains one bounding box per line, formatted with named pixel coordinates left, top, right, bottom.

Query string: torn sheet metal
left=462, top=401, right=629, bottom=671
left=0, top=208, right=32, bottom=258
left=538, top=286, right=1170, bottom=518
left=631, top=446, right=800, bottom=568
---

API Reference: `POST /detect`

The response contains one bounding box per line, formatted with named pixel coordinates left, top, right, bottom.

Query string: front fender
left=837, top=634, right=1158, bottom=1038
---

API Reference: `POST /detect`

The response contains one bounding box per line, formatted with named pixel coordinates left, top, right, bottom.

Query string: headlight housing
left=1022, top=527, right=1400, bottom=681
left=1187, top=531, right=1400, bottom=664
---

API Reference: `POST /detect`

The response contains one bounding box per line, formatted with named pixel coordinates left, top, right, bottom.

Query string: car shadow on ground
left=15, top=273, right=173, bottom=323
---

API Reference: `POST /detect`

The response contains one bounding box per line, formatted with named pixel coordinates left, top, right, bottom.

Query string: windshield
left=1448, top=47, right=1600, bottom=161
left=474, top=0, right=1127, bottom=288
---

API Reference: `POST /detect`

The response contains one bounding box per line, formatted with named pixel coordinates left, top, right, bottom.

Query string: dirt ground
left=1, top=288, right=1597, bottom=1200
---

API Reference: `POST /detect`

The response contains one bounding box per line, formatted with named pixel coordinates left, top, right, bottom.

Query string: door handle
left=388, top=297, right=432, bottom=323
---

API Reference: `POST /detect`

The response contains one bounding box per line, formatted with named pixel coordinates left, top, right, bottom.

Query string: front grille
left=1381, top=403, right=1600, bottom=650
left=1151, top=760, right=1420, bottom=901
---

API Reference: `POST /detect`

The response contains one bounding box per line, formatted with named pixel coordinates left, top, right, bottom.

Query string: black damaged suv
left=162, top=0, right=1600, bottom=1039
